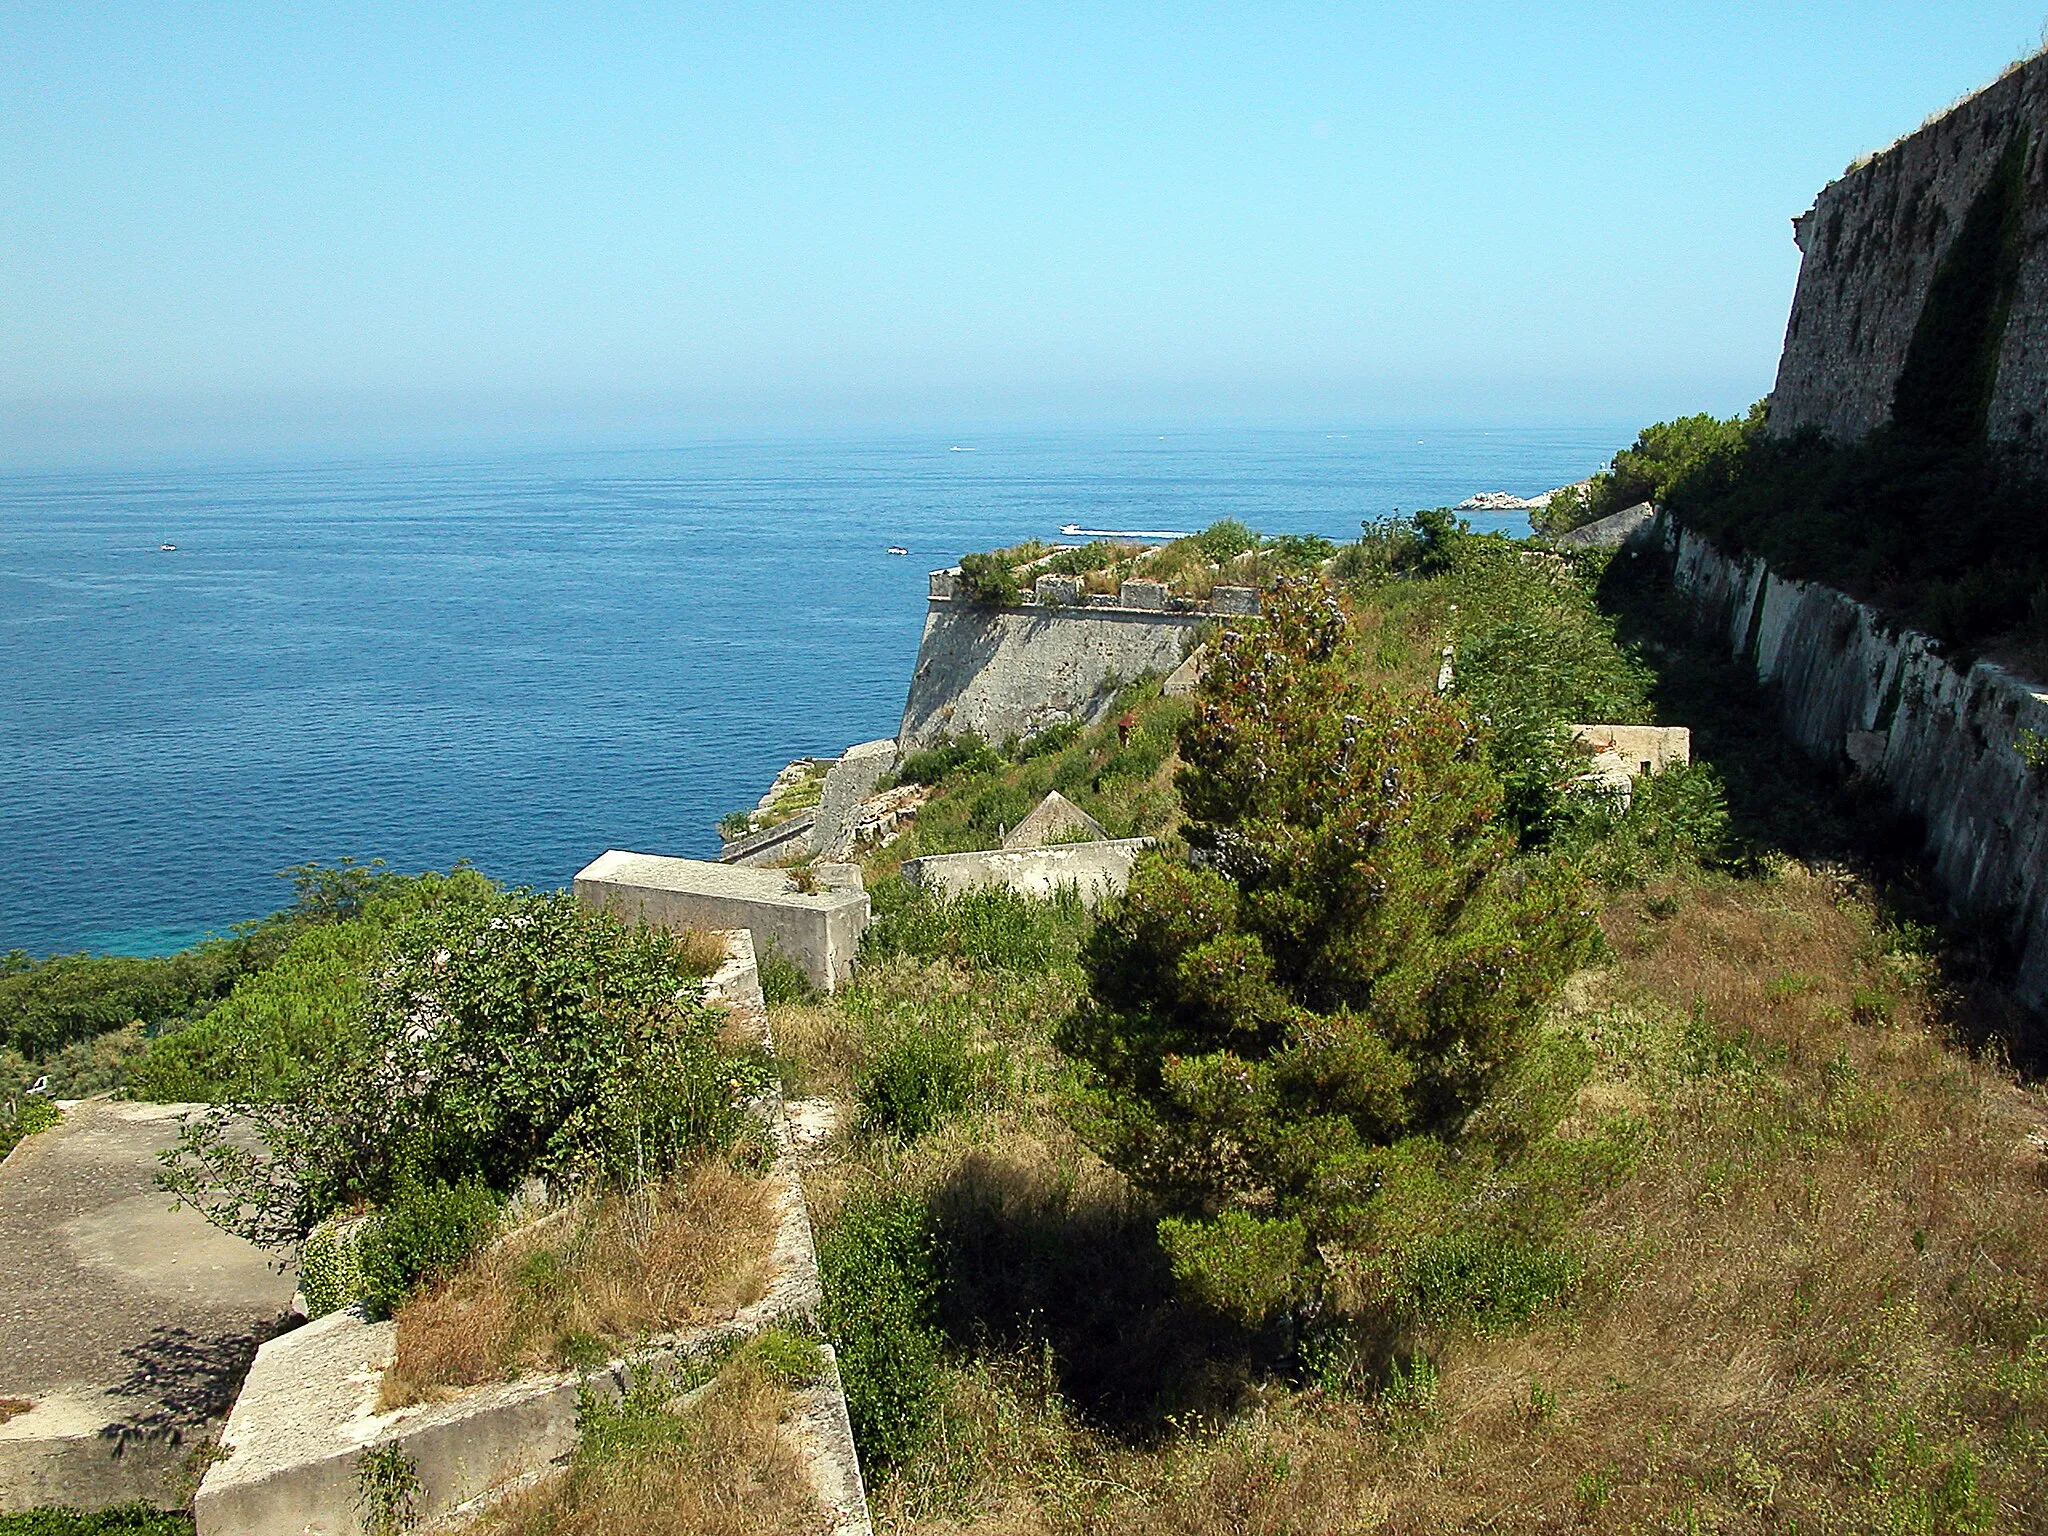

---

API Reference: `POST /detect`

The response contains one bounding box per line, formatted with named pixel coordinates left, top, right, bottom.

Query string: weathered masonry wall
left=1663, top=518, right=2048, bottom=1008
left=1769, top=50, right=2048, bottom=451
left=898, top=590, right=1205, bottom=750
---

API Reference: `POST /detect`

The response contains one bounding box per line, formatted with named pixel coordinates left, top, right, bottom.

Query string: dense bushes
left=1532, top=407, right=1764, bottom=535
left=862, top=880, right=1090, bottom=975
left=357, top=1175, right=502, bottom=1318
left=0, top=1508, right=191, bottom=1536
left=159, top=888, right=758, bottom=1249
left=2, top=861, right=489, bottom=1103
left=817, top=1183, right=947, bottom=1470
left=125, top=882, right=457, bottom=1104
left=1060, top=579, right=1601, bottom=1325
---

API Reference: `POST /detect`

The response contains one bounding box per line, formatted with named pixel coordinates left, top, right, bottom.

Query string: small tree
left=1061, top=579, right=1598, bottom=1325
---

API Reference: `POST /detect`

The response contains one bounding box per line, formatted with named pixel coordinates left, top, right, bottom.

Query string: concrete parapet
left=719, top=810, right=817, bottom=866
left=900, top=838, right=1152, bottom=907
left=575, top=850, right=869, bottom=992
left=1035, top=573, right=1082, bottom=606
left=1210, top=586, right=1259, bottom=615
left=1555, top=501, right=1657, bottom=550
left=929, top=569, right=958, bottom=599
left=1120, top=579, right=1168, bottom=610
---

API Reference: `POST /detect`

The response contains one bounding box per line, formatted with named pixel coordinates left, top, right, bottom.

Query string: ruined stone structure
left=1769, top=52, right=2048, bottom=452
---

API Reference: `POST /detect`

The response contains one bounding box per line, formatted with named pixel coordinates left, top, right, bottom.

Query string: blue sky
left=3, top=3, right=2043, bottom=459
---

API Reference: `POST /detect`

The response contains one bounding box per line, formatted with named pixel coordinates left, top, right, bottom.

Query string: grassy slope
left=778, top=547, right=2048, bottom=1534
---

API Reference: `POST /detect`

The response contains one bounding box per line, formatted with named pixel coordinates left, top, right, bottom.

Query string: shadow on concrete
left=101, top=1315, right=296, bottom=1445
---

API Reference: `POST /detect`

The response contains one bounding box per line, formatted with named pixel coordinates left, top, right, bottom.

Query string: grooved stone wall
left=1663, top=517, right=2048, bottom=1009
left=898, top=599, right=1201, bottom=749
left=1770, top=52, right=2048, bottom=449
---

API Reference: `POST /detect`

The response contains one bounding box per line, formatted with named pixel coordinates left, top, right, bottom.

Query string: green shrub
left=0, top=1094, right=61, bottom=1160
left=1158, top=1211, right=1306, bottom=1327
left=300, top=1212, right=372, bottom=1318
left=124, top=866, right=497, bottom=1104
left=358, top=1176, right=501, bottom=1318
left=862, top=881, right=1090, bottom=974
left=856, top=1010, right=977, bottom=1140
left=159, top=890, right=748, bottom=1247
left=1190, top=519, right=1261, bottom=563
left=817, top=1183, right=945, bottom=1469
left=1061, top=578, right=1599, bottom=1313
left=896, top=733, right=1005, bottom=786
left=956, top=551, right=1023, bottom=606
left=757, top=942, right=817, bottom=1006
left=0, top=1507, right=192, bottom=1536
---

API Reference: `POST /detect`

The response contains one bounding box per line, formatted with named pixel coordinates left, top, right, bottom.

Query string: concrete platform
left=575, top=850, right=870, bottom=992
left=0, top=1099, right=298, bottom=1511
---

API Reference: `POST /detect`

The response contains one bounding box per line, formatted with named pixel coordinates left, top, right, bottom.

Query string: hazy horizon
left=7, top=3, right=2043, bottom=469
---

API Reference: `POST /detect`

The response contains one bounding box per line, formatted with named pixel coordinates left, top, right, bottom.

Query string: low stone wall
left=575, top=850, right=869, bottom=991
left=900, top=839, right=1152, bottom=906
left=1665, top=517, right=2048, bottom=1008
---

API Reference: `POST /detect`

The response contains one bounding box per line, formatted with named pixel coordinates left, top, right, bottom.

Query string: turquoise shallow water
left=0, top=426, right=1626, bottom=955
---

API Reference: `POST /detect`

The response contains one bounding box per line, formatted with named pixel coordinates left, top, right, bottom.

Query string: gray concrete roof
left=0, top=1097, right=297, bottom=1505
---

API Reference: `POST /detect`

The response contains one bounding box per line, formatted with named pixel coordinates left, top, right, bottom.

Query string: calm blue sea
left=1, top=427, right=1626, bottom=956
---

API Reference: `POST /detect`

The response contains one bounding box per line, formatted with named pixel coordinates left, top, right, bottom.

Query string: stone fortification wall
left=1770, top=51, right=2048, bottom=449
left=1662, top=517, right=2048, bottom=1007
left=897, top=571, right=1227, bottom=749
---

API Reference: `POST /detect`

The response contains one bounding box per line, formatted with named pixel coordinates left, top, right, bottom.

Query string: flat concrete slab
left=0, top=1098, right=297, bottom=1511
left=576, top=850, right=870, bottom=992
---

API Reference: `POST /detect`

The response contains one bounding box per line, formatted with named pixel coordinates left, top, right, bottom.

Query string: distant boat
left=949, top=445, right=975, bottom=452
left=1058, top=525, right=1189, bottom=540
left=159, top=542, right=177, bottom=551
left=886, top=546, right=909, bottom=556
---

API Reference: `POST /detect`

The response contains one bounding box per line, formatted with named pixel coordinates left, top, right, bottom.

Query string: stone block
left=1569, top=724, right=1691, bottom=777
left=1001, top=790, right=1108, bottom=849
left=1120, top=580, right=1168, bottom=610
left=1210, top=586, right=1259, bottom=615
left=810, top=739, right=899, bottom=859
left=929, top=569, right=958, bottom=600
left=575, top=851, right=869, bottom=992
left=1846, top=729, right=1890, bottom=775
left=1034, top=573, right=1082, bottom=607
left=1163, top=644, right=1207, bottom=697
left=900, top=839, right=1152, bottom=907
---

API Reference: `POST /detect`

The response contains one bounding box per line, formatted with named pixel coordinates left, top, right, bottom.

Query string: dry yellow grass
left=848, top=863, right=2048, bottom=1534
left=382, top=1160, right=781, bottom=1408
left=471, top=1346, right=826, bottom=1536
